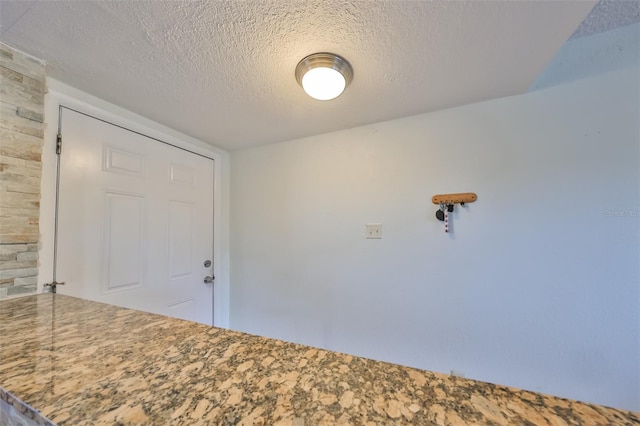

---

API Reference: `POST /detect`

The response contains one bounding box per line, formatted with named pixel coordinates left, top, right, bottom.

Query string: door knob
left=204, top=276, right=214, bottom=284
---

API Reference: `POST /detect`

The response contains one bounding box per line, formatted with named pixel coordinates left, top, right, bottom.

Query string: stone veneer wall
left=0, top=43, right=46, bottom=298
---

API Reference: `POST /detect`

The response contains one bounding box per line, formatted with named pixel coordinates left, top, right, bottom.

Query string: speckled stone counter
left=0, top=295, right=637, bottom=425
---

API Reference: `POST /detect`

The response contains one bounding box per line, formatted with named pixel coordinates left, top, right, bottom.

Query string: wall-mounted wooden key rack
left=432, top=192, right=477, bottom=205
left=431, top=192, right=477, bottom=234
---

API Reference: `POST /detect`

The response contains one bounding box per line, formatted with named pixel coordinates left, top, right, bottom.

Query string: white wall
left=40, top=79, right=232, bottom=327
left=230, top=67, right=640, bottom=411
left=532, top=23, right=639, bottom=90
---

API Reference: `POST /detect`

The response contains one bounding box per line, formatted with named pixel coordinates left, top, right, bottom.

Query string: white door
left=55, top=108, right=215, bottom=325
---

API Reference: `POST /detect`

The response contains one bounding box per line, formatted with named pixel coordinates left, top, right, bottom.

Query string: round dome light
left=295, top=53, right=353, bottom=101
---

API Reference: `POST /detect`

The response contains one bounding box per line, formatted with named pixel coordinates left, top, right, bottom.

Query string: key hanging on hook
left=444, top=207, right=449, bottom=233
left=436, top=203, right=446, bottom=221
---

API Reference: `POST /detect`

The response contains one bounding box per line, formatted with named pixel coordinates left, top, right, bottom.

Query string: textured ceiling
left=570, top=0, right=640, bottom=40
left=1, top=1, right=597, bottom=151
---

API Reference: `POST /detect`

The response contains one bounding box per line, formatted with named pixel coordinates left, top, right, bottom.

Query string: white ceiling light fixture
left=295, top=52, right=354, bottom=101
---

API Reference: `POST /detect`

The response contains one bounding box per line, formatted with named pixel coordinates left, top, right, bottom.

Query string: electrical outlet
left=366, top=223, right=382, bottom=239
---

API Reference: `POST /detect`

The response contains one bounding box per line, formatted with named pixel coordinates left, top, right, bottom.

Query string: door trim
left=40, top=80, right=230, bottom=328
left=59, top=106, right=215, bottom=160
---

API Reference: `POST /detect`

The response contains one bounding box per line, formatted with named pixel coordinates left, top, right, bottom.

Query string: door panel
left=168, top=201, right=193, bottom=279
left=104, top=192, right=144, bottom=290
left=56, top=108, right=214, bottom=325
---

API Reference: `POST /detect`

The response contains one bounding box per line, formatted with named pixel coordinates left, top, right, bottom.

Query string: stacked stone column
left=0, top=43, right=46, bottom=297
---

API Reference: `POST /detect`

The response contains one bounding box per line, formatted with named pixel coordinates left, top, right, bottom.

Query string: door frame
left=40, top=79, right=230, bottom=328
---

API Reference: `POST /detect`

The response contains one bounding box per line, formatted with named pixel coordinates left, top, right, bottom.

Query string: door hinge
left=56, top=133, right=62, bottom=155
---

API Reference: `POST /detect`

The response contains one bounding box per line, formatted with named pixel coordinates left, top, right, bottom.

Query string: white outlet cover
left=366, top=223, right=382, bottom=239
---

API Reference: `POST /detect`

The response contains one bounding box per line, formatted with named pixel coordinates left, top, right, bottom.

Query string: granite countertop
left=0, top=294, right=637, bottom=425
